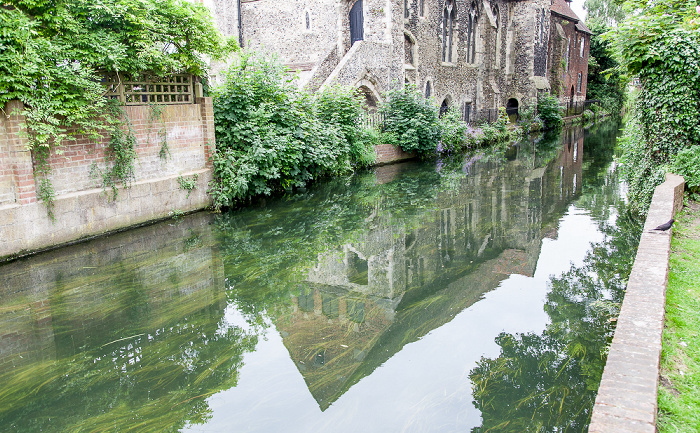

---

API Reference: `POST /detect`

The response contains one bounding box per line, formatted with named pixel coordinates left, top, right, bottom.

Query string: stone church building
left=200, top=0, right=591, bottom=120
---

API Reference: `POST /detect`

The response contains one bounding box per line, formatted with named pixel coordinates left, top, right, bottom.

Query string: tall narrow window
left=349, top=0, right=364, bottom=45
left=464, top=102, right=472, bottom=122
left=466, top=2, right=478, bottom=64
left=565, top=38, right=571, bottom=72
left=425, top=81, right=432, bottom=99
left=419, top=0, right=425, bottom=17
left=405, top=0, right=409, bottom=18
left=577, top=72, right=582, bottom=93
left=306, top=11, right=310, bottom=30
left=579, top=37, right=585, bottom=57
left=442, top=0, right=455, bottom=63
left=539, top=8, right=545, bottom=43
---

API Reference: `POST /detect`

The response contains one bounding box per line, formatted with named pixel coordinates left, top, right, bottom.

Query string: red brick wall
left=41, top=103, right=212, bottom=196
left=0, top=99, right=214, bottom=203
left=0, top=99, right=215, bottom=260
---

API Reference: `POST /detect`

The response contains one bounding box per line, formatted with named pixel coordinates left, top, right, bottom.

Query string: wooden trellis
left=103, top=74, right=197, bottom=105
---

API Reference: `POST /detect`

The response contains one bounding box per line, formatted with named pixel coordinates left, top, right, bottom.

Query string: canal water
left=0, top=121, right=641, bottom=433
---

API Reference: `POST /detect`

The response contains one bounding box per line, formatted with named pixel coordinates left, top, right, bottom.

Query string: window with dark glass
left=466, top=2, right=478, bottom=63
left=442, top=0, right=455, bottom=63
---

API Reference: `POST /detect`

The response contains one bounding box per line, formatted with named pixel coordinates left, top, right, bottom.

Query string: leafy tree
left=584, top=0, right=625, bottom=27
left=608, top=0, right=700, bottom=212
left=0, top=0, right=233, bottom=148
left=586, top=22, right=625, bottom=114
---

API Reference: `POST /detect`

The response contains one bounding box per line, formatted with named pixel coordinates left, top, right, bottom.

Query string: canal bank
left=589, top=173, right=685, bottom=433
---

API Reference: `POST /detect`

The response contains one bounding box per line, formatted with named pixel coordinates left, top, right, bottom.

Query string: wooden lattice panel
left=102, top=74, right=195, bottom=105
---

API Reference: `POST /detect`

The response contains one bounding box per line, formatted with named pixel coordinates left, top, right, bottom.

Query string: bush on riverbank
left=209, top=52, right=375, bottom=210
left=380, top=86, right=441, bottom=158
left=537, top=94, right=563, bottom=131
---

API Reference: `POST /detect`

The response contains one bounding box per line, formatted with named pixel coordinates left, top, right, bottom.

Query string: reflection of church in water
left=275, top=129, right=584, bottom=410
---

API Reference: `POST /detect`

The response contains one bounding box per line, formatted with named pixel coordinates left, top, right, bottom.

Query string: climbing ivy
left=0, top=0, right=234, bottom=215
left=608, top=0, right=700, bottom=212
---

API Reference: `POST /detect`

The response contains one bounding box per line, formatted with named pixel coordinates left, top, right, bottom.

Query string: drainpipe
left=237, top=0, right=243, bottom=48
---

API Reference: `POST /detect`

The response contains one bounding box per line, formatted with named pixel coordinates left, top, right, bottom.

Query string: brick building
left=201, top=0, right=591, bottom=117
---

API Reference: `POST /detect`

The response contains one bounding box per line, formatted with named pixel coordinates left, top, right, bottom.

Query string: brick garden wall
left=0, top=98, right=215, bottom=261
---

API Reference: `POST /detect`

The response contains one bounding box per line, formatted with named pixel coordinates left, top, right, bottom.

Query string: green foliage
left=519, top=104, right=543, bottom=135
left=148, top=104, right=170, bottom=160
left=670, top=147, right=700, bottom=200
left=438, top=107, right=471, bottom=153
left=537, top=94, right=564, bottom=131
left=380, top=85, right=441, bottom=157
left=315, top=87, right=376, bottom=168
left=90, top=102, right=138, bottom=201
left=609, top=2, right=700, bottom=211
left=210, top=52, right=371, bottom=211
left=0, top=0, right=234, bottom=216
left=586, top=22, right=626, bottom=115
left=584, top=0, right=625, bottom=27
left=617, top=111, right=667, bottom=213
left=177, top=174, right=200, bottom=198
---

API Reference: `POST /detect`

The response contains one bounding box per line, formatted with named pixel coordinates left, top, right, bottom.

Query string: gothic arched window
left=442, top=0, right=456, bottom=63
left=466, top=2, right=478, bottom=63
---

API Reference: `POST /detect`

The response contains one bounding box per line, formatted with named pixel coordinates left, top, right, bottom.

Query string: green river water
left=0, top=121, right=641, bottom=432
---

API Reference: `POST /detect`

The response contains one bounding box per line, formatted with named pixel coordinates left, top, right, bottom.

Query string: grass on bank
left=658, top=200, right=700, bottom=432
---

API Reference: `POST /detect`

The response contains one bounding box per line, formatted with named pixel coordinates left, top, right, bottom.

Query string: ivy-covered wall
left=0, top=98, right=215, bottom=261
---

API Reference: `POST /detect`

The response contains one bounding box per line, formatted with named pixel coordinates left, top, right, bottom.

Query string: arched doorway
left=440, top=98, right=450, bottom=117
left=506, top=98, right=519, bottom=123
left=350, top=0, right=364, bottom=46
left=356, top=85, right=378, bottom=111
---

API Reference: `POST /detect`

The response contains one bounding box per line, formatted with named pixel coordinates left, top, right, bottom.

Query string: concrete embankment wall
left=0, top=99, right=215, bottom=261
left=589, top=173, right=685, bottom=433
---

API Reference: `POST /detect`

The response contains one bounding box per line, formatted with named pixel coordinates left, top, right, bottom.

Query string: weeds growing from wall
left=90, top=102, right=138, bottom=201
left=177, top=174, right=199, bottom=199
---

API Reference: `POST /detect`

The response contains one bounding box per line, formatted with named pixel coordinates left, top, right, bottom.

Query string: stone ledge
left=589, top=173, right=685, bottom=433
left=0, top=169, right=213, bottom=263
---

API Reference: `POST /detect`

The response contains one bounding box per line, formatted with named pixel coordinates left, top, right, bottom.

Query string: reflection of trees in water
left=468, top=127, right=643, bottom=432
left=0, top=302, right=257, bottom=432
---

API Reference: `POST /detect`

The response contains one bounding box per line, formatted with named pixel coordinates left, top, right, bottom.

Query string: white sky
left=570, top=0, right=588, bottom=21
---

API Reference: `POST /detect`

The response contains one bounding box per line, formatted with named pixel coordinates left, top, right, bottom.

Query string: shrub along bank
left=209, top=52, right=566, bottom=211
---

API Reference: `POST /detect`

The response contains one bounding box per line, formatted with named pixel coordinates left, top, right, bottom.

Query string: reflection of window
left=322, top=293, right=339, bottom=318
left=348, top=251, right=368, bottom=285
left=466, top=2, right=478, bottom=64
left=442, top=0, right=455, bottom=63
left=347, top=299, right=365, bottom=323
left=298, top=288, right=314, bottom=312
left=577, top=72, right=582, bottom=93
